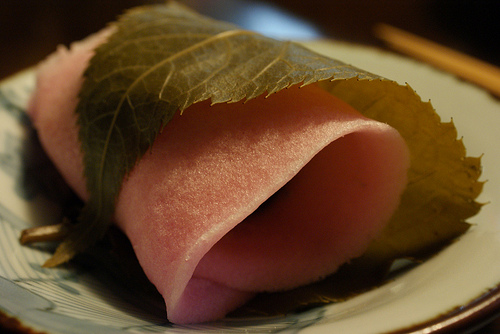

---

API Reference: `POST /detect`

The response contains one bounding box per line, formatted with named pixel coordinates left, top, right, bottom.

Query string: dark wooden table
left=0, top=1, right=498, bottom=333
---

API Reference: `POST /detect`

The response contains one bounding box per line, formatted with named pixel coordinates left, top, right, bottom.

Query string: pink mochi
left=28, top=29, right=410, bottom=324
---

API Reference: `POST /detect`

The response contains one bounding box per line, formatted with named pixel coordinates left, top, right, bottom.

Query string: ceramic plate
left=1, top=41, right=499, bottom=334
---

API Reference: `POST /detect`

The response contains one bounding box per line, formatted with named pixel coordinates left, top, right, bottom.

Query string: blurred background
left=0, top=0, right=498, bottom=80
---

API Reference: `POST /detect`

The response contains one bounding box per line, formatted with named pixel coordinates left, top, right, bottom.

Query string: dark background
left=0, top=0, right=498, bottom=333
left=1, top=0, right=498, bottom=80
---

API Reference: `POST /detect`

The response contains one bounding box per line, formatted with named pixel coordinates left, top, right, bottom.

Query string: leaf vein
left=97, top=28, right=259, bottom=200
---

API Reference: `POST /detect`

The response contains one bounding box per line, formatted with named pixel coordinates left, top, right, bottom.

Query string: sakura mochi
left=28, top=28, right=410, bottom=323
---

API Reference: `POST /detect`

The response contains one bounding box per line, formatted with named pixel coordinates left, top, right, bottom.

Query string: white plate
left=0, top=41, right=499, bottom=334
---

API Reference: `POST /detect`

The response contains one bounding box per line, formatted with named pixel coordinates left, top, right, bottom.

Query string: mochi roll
left=28, top=29, right=410, bottom=324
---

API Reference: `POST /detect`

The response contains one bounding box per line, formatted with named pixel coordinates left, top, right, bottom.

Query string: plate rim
left=396, top=284, right=500, bottom=333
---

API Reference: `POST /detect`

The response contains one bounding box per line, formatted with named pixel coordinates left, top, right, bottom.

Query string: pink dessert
left=28, top=29, right=410, bottom=323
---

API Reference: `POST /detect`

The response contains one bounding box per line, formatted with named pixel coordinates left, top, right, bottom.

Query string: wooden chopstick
left=374, top=23, right=500, bottom=98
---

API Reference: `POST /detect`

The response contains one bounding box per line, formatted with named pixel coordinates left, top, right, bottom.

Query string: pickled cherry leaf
left=320, top=79, right=483, bottom=262
left=44, top=2, right=380, bottom=266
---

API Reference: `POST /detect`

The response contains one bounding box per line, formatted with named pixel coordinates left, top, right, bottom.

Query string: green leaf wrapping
left=44, top=2, right=482, bottom=311
left=43, top=2, right=382, bottom=266
left=320, top=79, right=482, bottom=261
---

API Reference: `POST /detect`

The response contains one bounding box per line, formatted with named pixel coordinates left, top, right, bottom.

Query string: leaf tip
left=42, top=252, right=73, bottom=268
